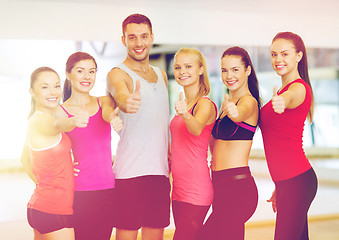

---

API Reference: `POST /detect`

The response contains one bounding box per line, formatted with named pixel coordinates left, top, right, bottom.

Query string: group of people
left=21, top=13, right=318, bottom=240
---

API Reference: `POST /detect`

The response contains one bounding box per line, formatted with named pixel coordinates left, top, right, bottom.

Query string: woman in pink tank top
left=170, top=48, right=217, bottom=240
left=55, top=52, right=122, bottom=240
left=21, top=67, right=90, bottom=240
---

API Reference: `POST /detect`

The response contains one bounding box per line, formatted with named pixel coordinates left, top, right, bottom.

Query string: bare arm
left=176, top=97, right=216, bottom=136
left=107, top=68, right=140, bottom=113
left=209, top=136, right=216, bottom=155
left=272, top=82, right=306, bottom=114
left=100, top=95, right=116, bottom=123
left=54, top=105, right=89, bottom=133
left=20, top=141, right=36, bottom=183
left=223, top=95, right=259, bottom=125
left=100, top=95, right=123, bottom=132
left=161, top=69, right=168, bottom=87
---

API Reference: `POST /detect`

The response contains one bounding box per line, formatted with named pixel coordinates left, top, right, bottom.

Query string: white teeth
left=180, top=76, right=190, bottom=80
left=227, top=80, right=237, bottom=84
left=135, top=49, right=144, bottom=53
left=80, top=82, right=90, bottom=86
left=47, top=98, right=57, bottom=102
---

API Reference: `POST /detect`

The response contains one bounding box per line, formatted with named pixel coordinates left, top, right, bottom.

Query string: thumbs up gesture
left=73, top=104, right=89, bottom=128
left=272, top=86, right=285, bottom=114
left=126, top=79, right=141, bottom=113
left=222, top=93, right=238, bottom=118
left=175, top=92, right=188, bottom=117
left=110, top=107, right=123, bottom=132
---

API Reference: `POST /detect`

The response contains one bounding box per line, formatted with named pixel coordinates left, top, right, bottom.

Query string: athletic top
left=114, top=63, right=169, bottom=179
left=60, top=98, right=115, bottom=191
left=170, top=98, right=217, bottom=206
left=212, top=99, right=257, bottom=141
left=260, top=79, right=312, bottom=182
left=28, top=133, right=74, bottom=215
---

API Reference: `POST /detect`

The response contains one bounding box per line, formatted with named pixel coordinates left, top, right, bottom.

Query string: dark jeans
left=274, top=168, right=318, bottom=240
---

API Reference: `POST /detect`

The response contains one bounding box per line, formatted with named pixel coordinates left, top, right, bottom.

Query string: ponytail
left=28, top=97, right=36, bottom=119
left=63, top=79, right=72, bottom=102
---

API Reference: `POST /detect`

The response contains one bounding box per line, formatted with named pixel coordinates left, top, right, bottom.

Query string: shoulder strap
left=59, top=105, right=72, bottom=117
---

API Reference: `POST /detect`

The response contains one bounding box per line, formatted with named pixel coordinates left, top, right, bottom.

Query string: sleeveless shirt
left=60, top=98, right=115, bottom=191
left=260, top=79, right=312, bottom=182
left=28, top=132, right=74, bottom=215
left=170, top=97, right=216, bottom=206
left=114, top=63, right=169, bottom=179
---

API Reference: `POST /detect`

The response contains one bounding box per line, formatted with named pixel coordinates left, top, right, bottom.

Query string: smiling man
left=107, top=14, right=170, bottom=240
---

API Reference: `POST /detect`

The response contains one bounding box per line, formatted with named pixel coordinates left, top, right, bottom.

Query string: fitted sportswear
left=170, top=97, right=216, bottom=206
left=28, top=132, right=74, bottom=215
left=212, top=114, right=256, bottom=141
left=60, top=98, right=115, bottom=191
left=260, top=79, right=312, bottom=182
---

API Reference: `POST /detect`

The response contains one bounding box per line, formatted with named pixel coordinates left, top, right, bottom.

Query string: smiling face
left=122, top=23, right=154, bottom=62
left=66, top=59, right=97, bottom=93
left=30, top=71, right=61, bottom=110
left=271, top=38, right=303, bottom=79
left=173, top=53, right=203, bottom=88
left=221, top=55, right=251, bottom=93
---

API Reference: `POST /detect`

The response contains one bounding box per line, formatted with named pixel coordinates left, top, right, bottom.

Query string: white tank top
left=113, top=63, right=169, bottom=179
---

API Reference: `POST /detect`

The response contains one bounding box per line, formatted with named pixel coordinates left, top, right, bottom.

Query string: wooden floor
left=127, top=216, right=339, bottom=240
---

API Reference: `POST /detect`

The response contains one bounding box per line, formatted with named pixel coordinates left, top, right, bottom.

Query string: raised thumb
left=179, top=92, right=184, bottom=101
left=224, top=93, right=229, bottom=104
left=273, top=86, right=278, bottom=97
left=112, top=107, right=119, bottom=116
left=134, top=79, right=141, bottom=95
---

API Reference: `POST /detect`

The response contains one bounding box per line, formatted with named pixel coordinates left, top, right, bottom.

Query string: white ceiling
left=0, top=0, right=339, bottom=47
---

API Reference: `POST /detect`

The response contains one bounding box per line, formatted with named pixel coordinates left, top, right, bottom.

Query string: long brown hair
left=222, top=46, right=261, bottom=109
left=63, top=52, right=97, bottom=102
left=272, top=32, right=315, bottom=122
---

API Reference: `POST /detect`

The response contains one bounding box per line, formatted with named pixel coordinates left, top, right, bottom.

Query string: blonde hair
left=174, top=48, right=210, bottom=108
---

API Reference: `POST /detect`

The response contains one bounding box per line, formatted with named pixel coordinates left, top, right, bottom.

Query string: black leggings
left=274, top=168, right=318, bottom=240
left=197, top=167, right=258, bottom=240
left=172, top=200, right=210, bottom=240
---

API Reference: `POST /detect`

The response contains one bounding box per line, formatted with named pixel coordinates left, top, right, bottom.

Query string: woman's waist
left=211, top=145, right=250, bottom=171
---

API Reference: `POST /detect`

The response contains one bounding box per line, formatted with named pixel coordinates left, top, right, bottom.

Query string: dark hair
left=122, top=13, right=152, bottom=35
left=272, top=32, right=314, bottom=122
left=222, top=46, right=261, bottom=109
left=29, top=67, right=59, bottom=118
left=63, top=52, right=97, bottom=102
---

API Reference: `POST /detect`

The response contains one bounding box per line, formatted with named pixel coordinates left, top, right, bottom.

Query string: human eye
left=186, top=65, right=192, bottom=69
left=174, top=66, right=181, bottom=70
left=271, top=53, right=277, bottom=57
left=221, top=68, right=227, bottom=73
left=282, top=53, right=288, bottom=57
left=142, top=34, right=149, bottom=39
left=55, top=84, right=61, bottom=89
